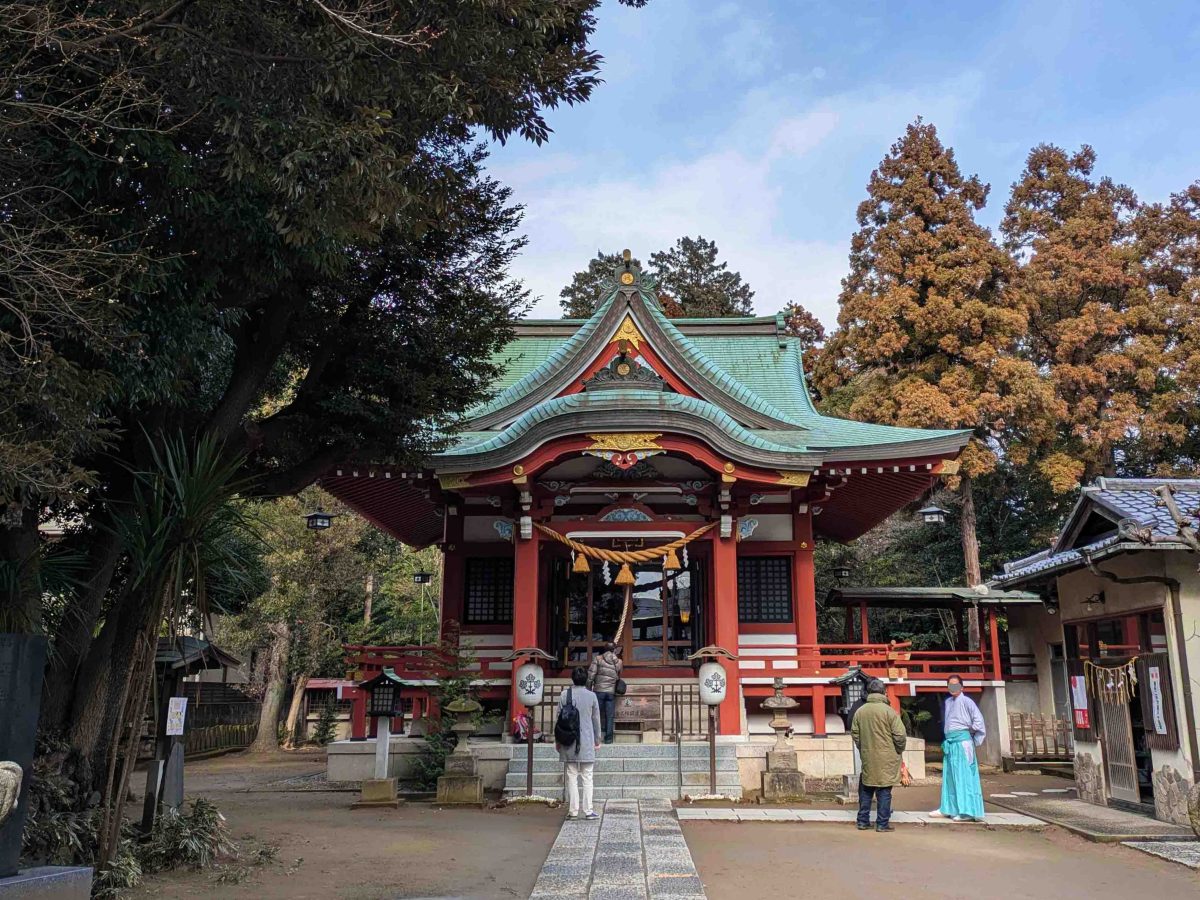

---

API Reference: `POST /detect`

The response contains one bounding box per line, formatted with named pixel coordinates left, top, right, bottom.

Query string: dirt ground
left=131, top=751, right=560, bottom=899
left=132, top=754, right=1198, bottom=899
left=683, top=821, right=1200, bottom=900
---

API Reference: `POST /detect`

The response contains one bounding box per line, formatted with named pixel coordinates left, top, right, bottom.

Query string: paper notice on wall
left=166, top=696, right=188, bottom=736
left=1148, top=666, right=1168, bottom=735
left=1070, top=675, right=1090, bottom=729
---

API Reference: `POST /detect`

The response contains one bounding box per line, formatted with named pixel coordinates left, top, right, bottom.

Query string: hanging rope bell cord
left=534, top=522, right=715, bottom=645
left=533, top=521, right=715, bottom=572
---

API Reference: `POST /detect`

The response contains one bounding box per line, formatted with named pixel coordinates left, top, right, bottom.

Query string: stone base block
left=352, top=777, right=400, bottom=809
left=0, top=866, right=93, bottom=899
left=766, top=749, right=798, bottom=772
left=761, top=770, right=807, bottom=802
left=444, top=753, right=478, bottom=777
left=436, top=774, right=483, bottom=806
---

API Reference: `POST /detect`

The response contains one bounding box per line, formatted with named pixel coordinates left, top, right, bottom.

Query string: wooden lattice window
left=737, top=556, right=793, bottom=623
left=464, top=557, right=514, bottom=624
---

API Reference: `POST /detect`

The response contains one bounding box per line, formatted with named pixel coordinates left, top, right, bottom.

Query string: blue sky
left=486, top=0, right=1200, bottom=326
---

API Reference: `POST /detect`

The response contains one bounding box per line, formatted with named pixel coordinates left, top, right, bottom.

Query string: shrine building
left=325, top=253, right=1001, bottom=749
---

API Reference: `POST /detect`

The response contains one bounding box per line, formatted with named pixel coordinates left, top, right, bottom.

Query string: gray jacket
left=556, top=685, right=602, bottom=764
left=587, top=651, right=623, bottom=693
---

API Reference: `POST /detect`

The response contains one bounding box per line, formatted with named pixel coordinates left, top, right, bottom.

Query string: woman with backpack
left=555, top=666, right=603, bottom=819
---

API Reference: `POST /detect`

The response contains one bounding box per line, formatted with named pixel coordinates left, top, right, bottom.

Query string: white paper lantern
left=698, top=661, right=727, bottom=706
left=515, top=661, right=544, bottom=708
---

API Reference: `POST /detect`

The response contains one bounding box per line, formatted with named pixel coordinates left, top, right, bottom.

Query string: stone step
left=520, top=743, right=737, bottom=760
left=505, top=784, right=738, bottom=801
left=503, top=771, right=742, bottom=789
left=508, top=756, right=739, bottom=774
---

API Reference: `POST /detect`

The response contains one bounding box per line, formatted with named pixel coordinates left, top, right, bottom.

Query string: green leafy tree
left=559, top=251, right=640, bottom=317
left=813, top=121, right=1058, bottom=625
left=649, top=236, right=755, bottom=316
left=1, top=1, right=645, bottom=823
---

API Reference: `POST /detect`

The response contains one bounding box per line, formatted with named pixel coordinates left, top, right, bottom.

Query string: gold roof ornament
left=610, top=315, right=645, bottom=350
left=776, top=471, right=811, bottom=487
left=587, top=433, right=663, bottom=452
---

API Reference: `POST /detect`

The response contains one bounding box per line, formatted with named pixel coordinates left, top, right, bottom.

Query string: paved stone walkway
left=676, top=808, right=1042, bottom=826
left=529, top=799, right=706, bottom=900
left=1124, top=841, right=1200, bottom=868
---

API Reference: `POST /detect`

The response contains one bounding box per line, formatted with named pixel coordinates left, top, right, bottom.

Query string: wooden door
left=1097, top=692, right=1140, bottom=803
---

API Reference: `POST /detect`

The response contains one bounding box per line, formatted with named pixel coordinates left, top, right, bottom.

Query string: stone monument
left=435, top=697, right=484, bottom=806
left=759, top=678, right=806, bottom=802
left=0, top=633, right=93, bottom=897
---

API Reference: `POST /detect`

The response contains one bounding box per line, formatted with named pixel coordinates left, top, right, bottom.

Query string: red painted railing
left=342, top=644, right=513, bottom=681
left=736, top=641, right=1000, bottom=681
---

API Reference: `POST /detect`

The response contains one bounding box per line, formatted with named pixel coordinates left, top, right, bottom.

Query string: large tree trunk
left=41, top=529, right=124, bottom=732
left=250, top=623, right=289, bottom=753
left=0, top=507, right=43, bottom=633
left=283, top=674, right=309, bottom=749
left=960, top=473, right=982, bottom=651
left=67, top=582, right=155, bottom=792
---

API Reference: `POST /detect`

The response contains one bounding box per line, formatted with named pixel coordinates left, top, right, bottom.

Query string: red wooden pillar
left=349, top=688, right=367, bottom=740
left=811, top=685, right=827, bottom=737
left=987, top=605, right=1002, bottom=680
left=713, top=532, right=742, bottom=735
left=859, top=603, right=870, bottom=644
left=792, top=508, right=817, bottom=648
left=440, top=509, right=465, bottom=637
left=510, top=530, right=540, bottom=723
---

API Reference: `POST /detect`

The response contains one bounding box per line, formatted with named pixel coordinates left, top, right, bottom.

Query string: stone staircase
left=503, top=742, right=742, bottom=801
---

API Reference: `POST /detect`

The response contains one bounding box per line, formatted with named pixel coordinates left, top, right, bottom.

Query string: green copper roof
left=447, top=278, right=970, bottom=463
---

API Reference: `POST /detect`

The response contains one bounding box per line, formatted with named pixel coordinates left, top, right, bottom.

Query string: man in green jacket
left=850, top=678, right=907, bottom=832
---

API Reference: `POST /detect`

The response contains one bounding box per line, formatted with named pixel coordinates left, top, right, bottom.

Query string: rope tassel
left=663, top=547, right=681, bottom=571
left=572, top=551, right=591, bottom=574
left=615, top=562, right=635, bottom=586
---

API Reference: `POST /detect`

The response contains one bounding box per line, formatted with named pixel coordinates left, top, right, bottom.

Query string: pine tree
left=814, top=121, right=1056, bottom=624
left=649, top=236, right=755, bottom=316
left=1001, top=144, right=1170, bottom=488
left=559, top=251, right=637, bottom=317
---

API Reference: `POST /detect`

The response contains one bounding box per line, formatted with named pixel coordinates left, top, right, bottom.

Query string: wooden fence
left=1008, top=712, right=1073, bottom=761
left=183, top=701, right=260, bottom=756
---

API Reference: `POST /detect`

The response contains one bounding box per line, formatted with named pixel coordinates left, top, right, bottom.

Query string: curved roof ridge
left=463, top=292, right=617, bottom=421
left=439, top=390, right=812, bottom=460
left=637, top=300, right=807, bottom=428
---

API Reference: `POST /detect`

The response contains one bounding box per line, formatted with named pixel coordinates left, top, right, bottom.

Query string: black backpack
left=554, top=687, right=581, bottom=753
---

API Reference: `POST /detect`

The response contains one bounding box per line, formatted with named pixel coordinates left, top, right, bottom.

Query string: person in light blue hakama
left=934, top=674, right=986, bottom=822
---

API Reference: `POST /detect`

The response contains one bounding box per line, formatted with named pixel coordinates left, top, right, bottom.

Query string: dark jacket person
left=850, top=679, right=907, bottom=831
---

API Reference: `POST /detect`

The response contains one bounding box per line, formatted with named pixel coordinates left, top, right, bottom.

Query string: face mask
left=948, top=683, right=962, bottom=696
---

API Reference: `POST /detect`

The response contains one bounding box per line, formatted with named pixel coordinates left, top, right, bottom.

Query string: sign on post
left=1069, top=675, right=1089, bottom=729
left=166, top=696, right=189, bottom=736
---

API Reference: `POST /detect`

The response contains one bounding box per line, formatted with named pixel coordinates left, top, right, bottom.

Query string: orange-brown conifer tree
left=815, top=121, right=1057, bottom=636
left=1001, top=145, right=1184, bottom=487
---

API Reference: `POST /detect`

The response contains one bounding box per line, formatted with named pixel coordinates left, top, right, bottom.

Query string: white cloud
left=494, top=71, right=985, bottom=327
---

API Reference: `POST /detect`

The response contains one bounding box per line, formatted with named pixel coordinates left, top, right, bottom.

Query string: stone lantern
left=436, top=697, right=484, bottom=806
left=759, top=678, right=806, bottom=802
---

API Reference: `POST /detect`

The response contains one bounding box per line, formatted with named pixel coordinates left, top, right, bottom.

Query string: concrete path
left=1124, top=841, right=1200, bottom=868
left=530, top=799, right=706, bottom=900
left=985, top=793, right=1196, bottom=841
left=676, top=808, right=1042, bottom=826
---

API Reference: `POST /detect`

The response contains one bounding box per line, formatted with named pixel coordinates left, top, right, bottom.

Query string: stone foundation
left=736, top=735, right=924, bottom=795
left=1074, top=748, right=1106, bottom=806
left=1152, top=765, right=1194, bottom=827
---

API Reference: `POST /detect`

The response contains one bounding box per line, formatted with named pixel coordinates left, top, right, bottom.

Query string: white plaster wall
left=1005, top=605, right=1064, bottom=717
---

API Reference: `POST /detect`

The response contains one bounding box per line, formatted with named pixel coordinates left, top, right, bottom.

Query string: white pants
left=564, top=761, right=594, bottom=815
